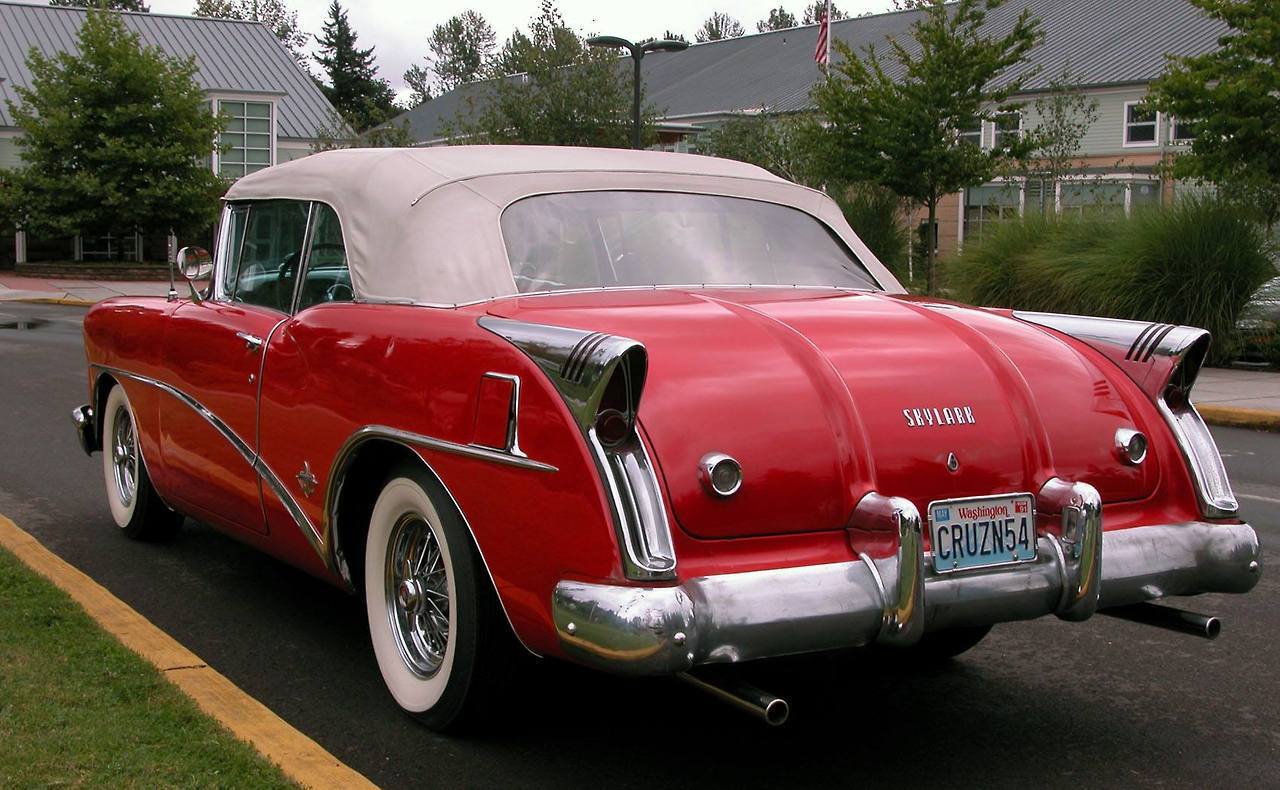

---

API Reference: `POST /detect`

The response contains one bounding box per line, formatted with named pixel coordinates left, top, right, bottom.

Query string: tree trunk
left=926, top=197, right=938, bottom=295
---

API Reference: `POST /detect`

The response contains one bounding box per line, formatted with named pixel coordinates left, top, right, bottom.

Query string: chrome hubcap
left=385, top=514, right=450, bottom=678
left=111, top=404, right=138, bottom=508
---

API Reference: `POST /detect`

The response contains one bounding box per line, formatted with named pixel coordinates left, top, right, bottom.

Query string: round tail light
left=595, top=408, right=632, bottom=448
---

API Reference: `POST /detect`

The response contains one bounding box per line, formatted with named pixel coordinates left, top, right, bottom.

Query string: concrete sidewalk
left=0, top=272, right=171, bottom=304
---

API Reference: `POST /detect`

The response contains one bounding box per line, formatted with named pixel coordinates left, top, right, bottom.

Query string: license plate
left=928, top=493, right=1037, bottom=573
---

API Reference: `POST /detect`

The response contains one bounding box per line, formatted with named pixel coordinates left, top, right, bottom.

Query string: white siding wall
left=1015, top=86, right=1168, bottom=157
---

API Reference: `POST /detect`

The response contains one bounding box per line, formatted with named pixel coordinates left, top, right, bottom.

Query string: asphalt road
left=2, top=301, right=1278, bottom=789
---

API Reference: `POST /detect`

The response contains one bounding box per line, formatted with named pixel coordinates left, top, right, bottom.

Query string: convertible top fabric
left=224, top=146, right=905, bottom=305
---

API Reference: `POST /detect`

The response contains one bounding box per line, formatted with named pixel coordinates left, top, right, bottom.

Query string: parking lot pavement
left=1193, top=367, right=1280, bottom=414
left=1, top=300, right=1278, bottom=790
left=0, top=273, right=171, bottom=304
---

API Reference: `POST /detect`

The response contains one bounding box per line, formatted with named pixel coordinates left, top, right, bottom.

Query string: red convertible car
left=74, top=147, right=1261, bottom=729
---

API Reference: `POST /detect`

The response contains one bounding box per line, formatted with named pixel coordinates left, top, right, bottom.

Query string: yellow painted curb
left=0, top=514, right=378, bottom=790
left=7, top=296, right=98, bottom=306
left=1195, top=404, right=1280, bottom=433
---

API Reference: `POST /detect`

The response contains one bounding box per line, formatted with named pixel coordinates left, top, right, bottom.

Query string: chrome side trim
left=348, top=424, right=557, bottom=474
left=92, top=365, right=326, bottom=560
left=552, top=517, right=1260, bottom=676
left=475, top=372, right=528, bottom=458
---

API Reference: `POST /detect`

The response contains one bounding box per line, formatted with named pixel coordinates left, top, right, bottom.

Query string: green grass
left=0, top=547, right=296, bottom=788
left=948, top=196, right=1278, bottom=365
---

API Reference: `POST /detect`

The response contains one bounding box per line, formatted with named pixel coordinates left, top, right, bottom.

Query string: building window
left=1170, top=117, right=1196, bottom=144
left=964, top=184, right=1021, bottom=242
left=991, top=112, right=1021, bottom=150
left=77, top=232, right=141, bottom=262
left=1123, top=101, right=1158, bottom=146
left=957, top=118, right=983, bottom=148
left=217, top=100, right=273, bottom=178
left=1060, top=181, right=1128, bottom=216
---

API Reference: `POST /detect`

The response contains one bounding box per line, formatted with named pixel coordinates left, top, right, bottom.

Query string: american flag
left=814, top=0, right=831, bottom=67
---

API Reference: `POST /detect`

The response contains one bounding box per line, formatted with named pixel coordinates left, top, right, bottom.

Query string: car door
left=159, top=200, right=311, bottom=535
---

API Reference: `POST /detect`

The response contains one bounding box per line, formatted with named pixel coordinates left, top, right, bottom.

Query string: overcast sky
left=132, top=1, right=892, bottom=98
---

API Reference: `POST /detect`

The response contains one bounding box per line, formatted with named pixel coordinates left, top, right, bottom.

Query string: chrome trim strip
left=93, top=365, right=326, bottom=559
left=589, top=428, right=676, bottom=581
left=552, top=518, right=1260, bottom=676
left=357, top=424, right=557, bottom=473
left=475, top=372, right=528, bottom=458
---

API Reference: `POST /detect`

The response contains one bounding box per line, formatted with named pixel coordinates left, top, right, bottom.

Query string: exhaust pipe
left=1101, top=602, right=1221, bottom=640
left=677, top=672, right=790, bottom=726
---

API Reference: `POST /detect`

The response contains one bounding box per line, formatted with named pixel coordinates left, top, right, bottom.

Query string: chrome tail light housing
left=1016, top=312, right=1237, bottom=518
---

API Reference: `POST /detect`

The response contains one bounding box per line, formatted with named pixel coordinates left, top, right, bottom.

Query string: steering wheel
left=324, top=282, right=354, bottom=302
left=276, top=251, right=301, bottom=283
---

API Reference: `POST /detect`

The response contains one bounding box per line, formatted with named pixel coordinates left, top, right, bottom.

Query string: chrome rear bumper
left=552, top=482, right=1261, bottom=675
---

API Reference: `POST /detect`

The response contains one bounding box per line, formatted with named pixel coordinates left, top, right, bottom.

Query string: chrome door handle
left=236, top=332, right=264, bottom=351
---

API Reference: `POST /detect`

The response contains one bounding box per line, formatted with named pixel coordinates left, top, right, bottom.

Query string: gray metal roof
left=395, top=0, right=1226, bottom=143
left=0, top=1, right=338, bottom=139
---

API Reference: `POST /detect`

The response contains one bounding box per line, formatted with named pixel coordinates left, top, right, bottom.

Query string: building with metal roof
left=393, top=0, right=1225, bottom=262
left=0, top=1, right=340, bottom=174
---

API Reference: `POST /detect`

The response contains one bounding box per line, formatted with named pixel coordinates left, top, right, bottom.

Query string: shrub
left=949, top=196, right=1278, bottom=364
left=831, top=183, right=912, bottom=284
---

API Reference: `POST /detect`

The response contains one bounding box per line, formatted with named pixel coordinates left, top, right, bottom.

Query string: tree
left=695, top=12, right=745, bottom=42
left=697, top=114, right=825, bottom=186
left=1005, top=67, right=1098, bottom=213
left=639, top=30, right=688, bottom=46
left=0, top=10, right=224, bottom=242
left=488, top=2, right=581, bottom=77
left=193, top=0, right=308, bottom=66
left=50, top=0, right=149, bottom=10
left=802, top=3, right=849, bottom=25
left=811, top=0, right=1042, bottom=294
left=1147, top=0, right=1280, bottom=228
left=421, top=11, right=497, bottom=93
left=313, top=0, right=397, bottom=132
left=757, top=7, right=798, bottom=32
left=446, top=2, right=652, bottom=148
left=402, top=65, right=432, bottom=108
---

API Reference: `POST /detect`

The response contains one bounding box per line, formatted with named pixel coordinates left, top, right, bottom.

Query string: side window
left=218, top=204, right=249, bottom=298
left=232, top=200, right=310, bottom=312
left=297, top=203, right=353, bottom=310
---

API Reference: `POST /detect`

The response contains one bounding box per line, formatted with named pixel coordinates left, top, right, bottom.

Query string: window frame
left=1122, top=100, right=1160, bottom=148
left=210, top=93, right=280, bottom=178
left=1169, top=116, right=1196, bottom=145
left=212, top=199, right=313, bottom=314
left=990, top=111, right=1023, bottom=151
left=291, top=201, right=355, bottom=314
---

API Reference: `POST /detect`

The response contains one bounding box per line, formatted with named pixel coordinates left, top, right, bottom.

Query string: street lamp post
left=586, top=36, right=689, bottom=150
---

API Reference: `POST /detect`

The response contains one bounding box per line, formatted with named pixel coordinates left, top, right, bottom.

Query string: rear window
left=500, top=191, right=880, bottom=293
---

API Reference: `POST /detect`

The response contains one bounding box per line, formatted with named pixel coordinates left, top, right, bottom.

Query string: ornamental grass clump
left=949, top=196, right=1277, bottom=364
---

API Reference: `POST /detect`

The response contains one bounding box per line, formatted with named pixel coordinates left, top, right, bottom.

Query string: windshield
left=500, top=191, right=880, bottom=293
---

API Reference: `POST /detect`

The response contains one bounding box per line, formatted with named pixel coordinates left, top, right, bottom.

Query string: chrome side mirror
left=172, top=246, right=213, bottom=302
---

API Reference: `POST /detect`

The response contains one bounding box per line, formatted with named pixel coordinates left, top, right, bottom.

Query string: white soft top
left=224, top=146, right=903, bottom=305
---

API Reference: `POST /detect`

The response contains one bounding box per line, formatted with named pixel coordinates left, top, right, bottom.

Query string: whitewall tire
left=100, top=383, right=182, bottom=541
left=364, top=463, right=512, bottom=731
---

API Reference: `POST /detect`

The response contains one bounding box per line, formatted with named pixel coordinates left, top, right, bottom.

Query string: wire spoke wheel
left=110, top=403, right=138, bottom=508
left=386, top=513, right=451, bottom=678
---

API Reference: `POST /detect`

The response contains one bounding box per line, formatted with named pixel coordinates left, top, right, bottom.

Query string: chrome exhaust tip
left=1100, top=602, right=1221, bottom=640
left=677, top=672, right=790, bottom=726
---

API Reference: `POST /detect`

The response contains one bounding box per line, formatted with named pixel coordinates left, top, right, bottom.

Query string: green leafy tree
left=0, top=10, right=224, bottom=242
left=313, top=0, right=397, bottom=131
left=1004, top=66, right=1098, bottom=213
left=1147, top=0, right=1280, bottom=228
left=193, top=0, right=308, bottom=65
left=639, top=30, right=688, bottom=46
left=421, top=11, right=497, bottom=93
left=488, top=2, right=582, bottom=77
left=811, top=0, right=1042, bottom=293
left=697, top=114, right=825, bottom=186
left=695, top=12, right=745, bottom=42
left=50, top=0, right=149, bottom=10
left=757, top=7, right=798, bottom=32
left=402, top=65, right=432, bottom=108
left=802, top=3, right=849, bottom=24
left=447, top=2, right=652, bottom=147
